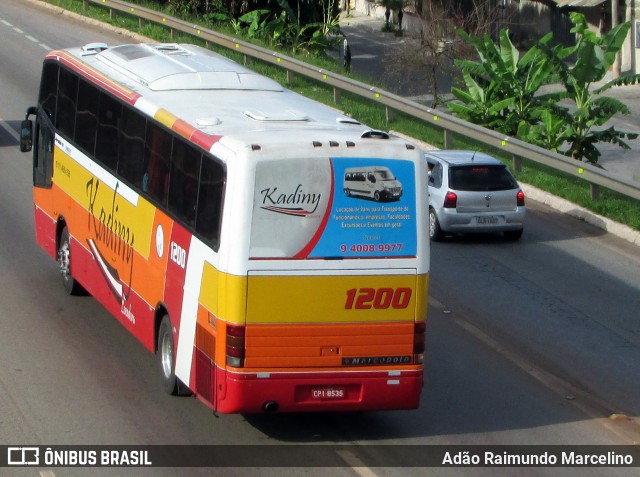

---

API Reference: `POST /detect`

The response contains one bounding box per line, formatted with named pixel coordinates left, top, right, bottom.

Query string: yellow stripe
left=154, top=108, right=178, bottom=130
left=54, top=147, right=155, bottom=259
left=246, top=273, right=428, bottom=324
left=200, top=264, right=248, bottom=324
left=200, top=265, right=428, bottom=326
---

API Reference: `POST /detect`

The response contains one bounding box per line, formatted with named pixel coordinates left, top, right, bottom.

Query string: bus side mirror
left=20, top=106, right=37, bottom=153
left=20, top=119, right=33, bottom=152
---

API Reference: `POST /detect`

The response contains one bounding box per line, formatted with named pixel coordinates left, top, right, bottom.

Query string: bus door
left=32, top=109, right=56, bottom=257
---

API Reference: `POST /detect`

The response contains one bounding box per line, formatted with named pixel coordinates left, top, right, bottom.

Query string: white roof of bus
left=64, top=43, right=385, bottom=149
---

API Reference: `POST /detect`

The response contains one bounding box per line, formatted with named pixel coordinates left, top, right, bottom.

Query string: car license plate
left=476, top=216, right=499, bottom=225
left=311, top=386, right=346, bottom=400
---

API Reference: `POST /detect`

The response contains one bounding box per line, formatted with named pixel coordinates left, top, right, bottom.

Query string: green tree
left=538, top=12, right=639, bottom=164
left=449, top=13, right=640, bottom=164
left=448, top=29, right=562, bottom=135
left=232, top=0, right=341, bottom=55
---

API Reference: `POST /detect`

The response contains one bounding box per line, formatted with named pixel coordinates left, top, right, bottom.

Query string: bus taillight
left=226, top=324, right=246, bottom=368
left=413, top=321, right=426, bottom=364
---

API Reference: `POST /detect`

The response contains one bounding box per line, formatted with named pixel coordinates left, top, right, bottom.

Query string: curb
left=521, top=184, right=640, bottom=247
left=391, top=131, right=640, bottom=248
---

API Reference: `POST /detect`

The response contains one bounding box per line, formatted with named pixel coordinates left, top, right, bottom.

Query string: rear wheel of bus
left=58, top=226, right=85, bottom=296
left=157, top=315, right=190, bottom=396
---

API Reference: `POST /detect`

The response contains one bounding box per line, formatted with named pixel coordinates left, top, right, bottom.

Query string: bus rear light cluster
left=226, top=324, right=245, bottom=368
left=413, top=321, right=426, bottom=364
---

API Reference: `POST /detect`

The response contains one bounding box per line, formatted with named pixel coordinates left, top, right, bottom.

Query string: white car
left=426, top=150, right=526, bottom=241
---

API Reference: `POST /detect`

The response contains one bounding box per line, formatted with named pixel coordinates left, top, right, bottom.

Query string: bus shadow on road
left=0, top=120, right=20, bottom=148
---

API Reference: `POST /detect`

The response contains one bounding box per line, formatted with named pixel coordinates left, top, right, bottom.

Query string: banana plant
left=450, top=29, right=561, bottom=137
left=538, top=13, right=640, bottom=163
left=450, top=14, right=640, bottom=165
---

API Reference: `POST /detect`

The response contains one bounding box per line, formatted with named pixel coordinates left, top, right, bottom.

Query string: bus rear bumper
left=216, top=368, right=423, bottom=413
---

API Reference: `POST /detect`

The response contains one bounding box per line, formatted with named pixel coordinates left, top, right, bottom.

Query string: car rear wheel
left=504, top=229, right=523, bottom=240
left=429, top=209, right=444, bottom=242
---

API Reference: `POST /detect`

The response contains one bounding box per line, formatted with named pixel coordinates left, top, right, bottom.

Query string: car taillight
left=226, top=324, right=245, bottom=368
left=413, top=321, right=426, bottom=364
left=517, top=190, right=525, bottom=207
left=443, top=191, right=457, bottom=208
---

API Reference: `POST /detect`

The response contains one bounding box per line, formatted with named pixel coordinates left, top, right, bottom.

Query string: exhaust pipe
left=263, top=401, right=279, bottom=413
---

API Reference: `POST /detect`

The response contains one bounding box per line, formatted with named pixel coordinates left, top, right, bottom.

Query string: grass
left=38, top=0, right=640, bottom=232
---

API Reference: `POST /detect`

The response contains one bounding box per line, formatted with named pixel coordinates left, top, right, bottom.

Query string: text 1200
left=344, top=288, right=412, bottom=310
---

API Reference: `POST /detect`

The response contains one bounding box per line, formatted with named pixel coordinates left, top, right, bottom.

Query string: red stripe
left=48, top=51, right=141, bottom=105
left=293, top=159, right=335, bottom=258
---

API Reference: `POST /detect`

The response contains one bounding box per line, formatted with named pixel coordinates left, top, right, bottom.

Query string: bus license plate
left=312, top=386, right=346, bottom=400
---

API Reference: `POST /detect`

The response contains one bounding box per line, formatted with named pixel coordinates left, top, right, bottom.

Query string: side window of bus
left=144, top=123, right=171, bottom=205
left=56, top=67, right=78, bottom=139
left=95, top=92, right=121, bottom=172
left=169, top=138, right=201, bottom=226
left=118, top=107, right=146, bottom=189
left=39, top=62, right=59, bottom=120
left=34, top=113, right=54, bottom=188
left=196, top=158, right=225, bottom=249
left=74, top=79, right=99, bottom=157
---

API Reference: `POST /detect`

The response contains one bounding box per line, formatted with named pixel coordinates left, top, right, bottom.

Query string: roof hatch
left=95, top=43, right=284, bottom=92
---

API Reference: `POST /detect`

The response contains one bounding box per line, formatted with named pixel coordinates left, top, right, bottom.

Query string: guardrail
left=83, top=0, right=640, bottom=202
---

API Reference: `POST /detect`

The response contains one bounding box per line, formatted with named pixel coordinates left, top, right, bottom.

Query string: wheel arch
left=55, top=216, right=67, bottom=251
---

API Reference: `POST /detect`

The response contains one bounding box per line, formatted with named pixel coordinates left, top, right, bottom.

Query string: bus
left=21, top=42, right=429, bottom=413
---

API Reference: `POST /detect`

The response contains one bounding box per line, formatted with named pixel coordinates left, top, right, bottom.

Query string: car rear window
left=449, top=165, right=518, bottom=191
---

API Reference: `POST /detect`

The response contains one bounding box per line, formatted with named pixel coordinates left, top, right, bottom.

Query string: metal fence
left=83, top=0, right=640, bottom=202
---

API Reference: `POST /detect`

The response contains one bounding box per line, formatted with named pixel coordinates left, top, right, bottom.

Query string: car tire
left=374, top=191, right=381, bottom=202
left=429, top=208, right=444, bottom=242
left=58, top=226, right=86, bottom=296
left=504, top=229, right=523, bottom=240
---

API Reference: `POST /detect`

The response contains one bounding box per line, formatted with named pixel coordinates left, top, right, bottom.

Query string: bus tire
left=58, top=226, right=85, bottom=296
left=157, top=315, right=190, bottom=396
left=345, top=188, right=351, bottom=197
left=374, top=191, right=381, bottom=202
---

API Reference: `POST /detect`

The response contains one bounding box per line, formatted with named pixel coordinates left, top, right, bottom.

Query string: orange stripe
left=243, top=322, right=415, bottom=368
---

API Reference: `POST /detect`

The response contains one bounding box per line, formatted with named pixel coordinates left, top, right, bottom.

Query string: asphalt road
left=0, top=1, right=639, bottom=476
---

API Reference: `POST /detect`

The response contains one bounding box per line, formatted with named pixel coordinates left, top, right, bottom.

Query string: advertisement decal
left=250, top=157, right=417, bottom=259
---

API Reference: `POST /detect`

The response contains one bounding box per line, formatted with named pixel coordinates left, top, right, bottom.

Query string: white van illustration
left=343, top=166, right=403, bottom=202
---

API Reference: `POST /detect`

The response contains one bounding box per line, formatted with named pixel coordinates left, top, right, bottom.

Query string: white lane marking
left=0, top=16, right=50, bottom=50
left=335, top=450, right=379, bottom=477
